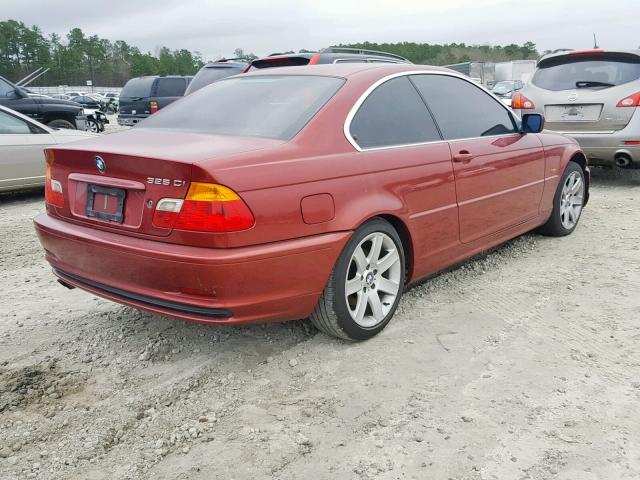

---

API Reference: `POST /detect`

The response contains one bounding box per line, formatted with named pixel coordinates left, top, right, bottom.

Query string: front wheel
left=310, top=218, right=405, bottom=341
left=538, top=161, right=585, bottom=236
left=86, top=119, right=100, bottom=133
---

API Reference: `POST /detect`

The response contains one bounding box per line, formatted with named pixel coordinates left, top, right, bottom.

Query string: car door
left=411, top=74, right=545, bottom=244
left=347, top=76, right=459, bottom=277
left=0, top=109, right=56, bottom=191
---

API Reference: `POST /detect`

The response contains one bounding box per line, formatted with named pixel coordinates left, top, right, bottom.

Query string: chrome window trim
left=343, top=70, right=521, bottom=152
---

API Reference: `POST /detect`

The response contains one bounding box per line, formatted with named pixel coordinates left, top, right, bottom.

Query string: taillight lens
left=152, top=198, right=184, bottom=228
left=152, top=183, right=254, bottom=232
left=44, top=150, right=64, bottom=207
left=149, top=101, right=158, bottom=114
left=512, top=92, right=535, bottom=110
left=617, top=92, right=640, bottom=107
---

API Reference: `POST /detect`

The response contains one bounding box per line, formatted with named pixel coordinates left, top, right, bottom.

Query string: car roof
left=538, top=48, right=640, bottom=64
left=242, top=62, right=452, bottom=79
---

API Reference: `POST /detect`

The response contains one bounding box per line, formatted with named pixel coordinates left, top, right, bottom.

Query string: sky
left=4, top=0, right=639, bottom=60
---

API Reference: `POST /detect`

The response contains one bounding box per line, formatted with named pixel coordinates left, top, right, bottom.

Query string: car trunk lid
left=46, top=129, right=283, bottom=237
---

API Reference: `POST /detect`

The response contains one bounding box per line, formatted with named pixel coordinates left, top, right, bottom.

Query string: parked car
left=185, top=59, right=249, bottom=95
left=0, top=75, right=87, bottom=130
left=492, top=80, right=524, bottom=98
left=512, top=49, right=640, bottom=168
left=118, top=75, right=192, bottom=126
left=84, top=109, right=109, bottom=133
left=0, top=105, right=94, bottom=192
left=35, top=64, right=589, bottom=341
left=50, top=94, right=73, bottom=101
left=247, top=47, right=410, bottom=70
left=69, top=95, right=102, bottom=110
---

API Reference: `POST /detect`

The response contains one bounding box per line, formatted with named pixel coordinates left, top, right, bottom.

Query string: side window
left=0, top=110, right=32, bottom=134
left=411, top=74, right=517, bottom=139
left=0, top=78, right=16, bottom=98
left=349, top=76, right=441, bottom=149
left=155, top=78, right=186, bottom=97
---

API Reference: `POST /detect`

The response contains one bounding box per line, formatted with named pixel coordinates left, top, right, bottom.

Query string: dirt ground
left=1, top=168, right=639, bottom=480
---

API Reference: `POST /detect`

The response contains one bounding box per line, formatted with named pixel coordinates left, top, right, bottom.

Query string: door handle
left=453, top=150, right=474, bottom=163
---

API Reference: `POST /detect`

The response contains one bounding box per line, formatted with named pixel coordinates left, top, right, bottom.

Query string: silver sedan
left=0, top=105, right=95, bottom=192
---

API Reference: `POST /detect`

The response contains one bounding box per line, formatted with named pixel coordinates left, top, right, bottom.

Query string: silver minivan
left=513, top=49, right=640, bottom=168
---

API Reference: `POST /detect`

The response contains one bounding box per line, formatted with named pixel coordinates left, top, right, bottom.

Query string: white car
left=0, top=105, right=96, bottom=192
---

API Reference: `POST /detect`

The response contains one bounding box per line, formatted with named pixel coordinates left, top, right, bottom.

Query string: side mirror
left=522, top=113, right=544, bottom=134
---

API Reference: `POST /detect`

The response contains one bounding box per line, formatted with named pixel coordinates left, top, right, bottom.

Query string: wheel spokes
left=367, top=291, right=384, bottom=320
left=377, top=249, right=399, bottom=274
left=377, top=277, right=399, bottom=294
left=345, top=277, right=362, bottom=296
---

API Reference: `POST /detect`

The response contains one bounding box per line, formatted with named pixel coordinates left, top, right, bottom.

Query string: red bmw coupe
left=35, top=64, right=589, bottom=340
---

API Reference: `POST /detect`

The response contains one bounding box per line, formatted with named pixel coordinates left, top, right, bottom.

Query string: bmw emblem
left=95, top=156, right=106, bottom=174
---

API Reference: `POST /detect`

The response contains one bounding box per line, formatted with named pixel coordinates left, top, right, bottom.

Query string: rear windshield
left=532, top=53, right=640, bottom=91
left=185, top=66, right=244, bottom=94
left=120, top=77, right=156, bottom=98
left=139, top=75, right=345, bottom=140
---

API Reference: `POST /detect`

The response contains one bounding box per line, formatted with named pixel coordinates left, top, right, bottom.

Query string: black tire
left=538, top=161, right=585, bottom=237
left=86, top=120, right=99, bottom=133
left=47, top=119, right=76, bottom=130
left=310, top=218, right=405, bottom=341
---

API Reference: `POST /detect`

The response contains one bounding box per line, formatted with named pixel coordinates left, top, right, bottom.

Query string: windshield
left=120, top=77, right=155, bottom=98
left=532, top=53, right=640, bottom=91
left=140, top=75, right=345, bottom=140
left=185, top=66, right=244, bottom=94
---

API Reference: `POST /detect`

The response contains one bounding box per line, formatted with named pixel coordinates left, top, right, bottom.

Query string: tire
left=310, top=218, right=405, bottom=341
left=538, top=161, right=585, bottom=237
left=87, top=120, right=99, bottom=133
left=47, top=119, right=76, bottom=130
left=47, top=118, right=76, bottom=130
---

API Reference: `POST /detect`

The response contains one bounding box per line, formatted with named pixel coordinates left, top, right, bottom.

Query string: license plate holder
left=86, top=184, right=126, bottom=223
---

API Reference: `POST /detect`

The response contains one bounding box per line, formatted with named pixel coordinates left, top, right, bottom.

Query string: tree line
left=0, top=19, right=539, bottom=87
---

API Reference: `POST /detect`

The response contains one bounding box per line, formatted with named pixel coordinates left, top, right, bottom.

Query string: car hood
left=36, top=97, right=83, bottom=108
left=57, top=128, right=286, bottom=164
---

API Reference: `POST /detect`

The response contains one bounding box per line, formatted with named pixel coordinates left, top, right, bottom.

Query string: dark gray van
left=117, top=75, right=192, bottom=126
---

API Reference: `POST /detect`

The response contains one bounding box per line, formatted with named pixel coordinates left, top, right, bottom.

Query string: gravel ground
left=1, top=168, right=640, bottom=480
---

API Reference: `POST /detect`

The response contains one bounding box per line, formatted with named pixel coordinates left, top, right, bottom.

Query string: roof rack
left=320, top=47, right=409, bottom=62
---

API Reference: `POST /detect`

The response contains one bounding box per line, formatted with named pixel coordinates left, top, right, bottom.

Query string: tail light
left=152, top=182, right=254, bottom=232
left=617, top=92, right=640, bottom=107
left=44, top=150, right=64, bottom=207
left=149, top=101, right=158, bottom=114
left=308, top=54, right=321, bottom=65
left=512, top=92, right=535, bottom=110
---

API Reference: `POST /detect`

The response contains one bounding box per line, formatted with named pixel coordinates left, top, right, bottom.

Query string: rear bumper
left=117, top=115, right=148, bottom=126
left=34, top=213, right=350, bottom=325
left=520, top=108, right=640, bottom=166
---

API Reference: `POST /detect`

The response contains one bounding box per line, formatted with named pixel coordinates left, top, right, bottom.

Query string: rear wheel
left=310, top=218, right=405, bottom=341
left=538, top=161, right=585, bottom=236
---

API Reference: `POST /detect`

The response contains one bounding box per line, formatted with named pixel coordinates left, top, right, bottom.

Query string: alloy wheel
left=560, top=171, right=584, bottom=229
left=344, top=232, right=402, bottom=328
